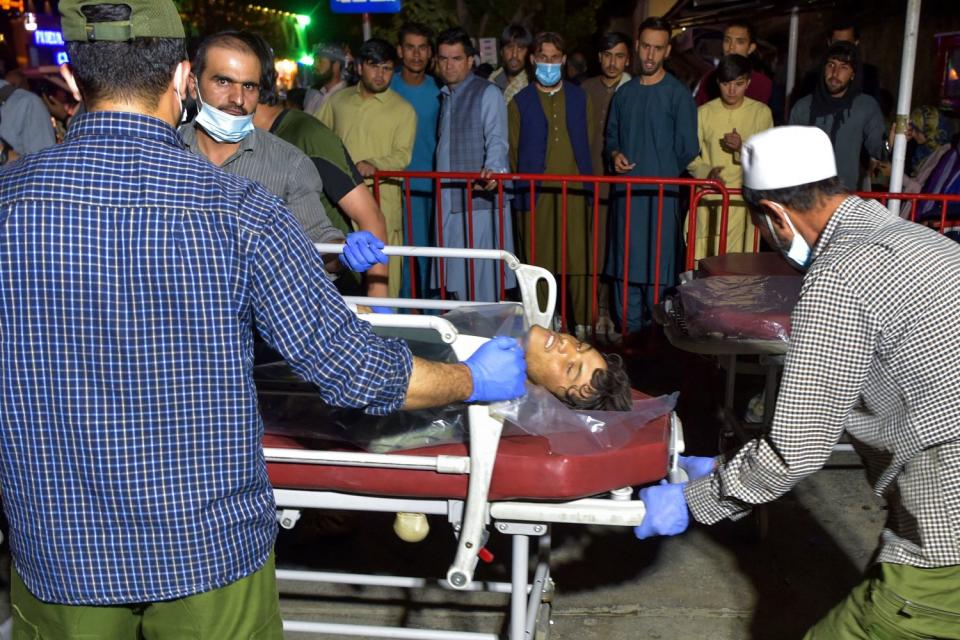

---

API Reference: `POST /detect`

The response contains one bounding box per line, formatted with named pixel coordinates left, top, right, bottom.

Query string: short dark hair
left=830, top=21, right=860, bottom=40
left=716, top=54, right=752, bottom=83
left=638, top=16, right=672, bottom=39
left=398, top=22, right=433, bottom=46
left=247, top=32, right=279, bottom=106
left=500, top=24, right=532, bottom=50
left=356, top=38, right=397, bottom=65
left=192, top=30, right=261, bottom=83
left=598, top=31, right=632, bottom=54
left=564, top=352, right=633, bottom=412
left=824, top=40, right=857, bottom=67
left=532, top=31, right=565, bottom=56
left=725, top=20, right=756, bottom=43
left=437, top=27, right=475, bottom=57
left=742, top=176, right=849, bottom=214
left=66, top=3, right=185, bottom=108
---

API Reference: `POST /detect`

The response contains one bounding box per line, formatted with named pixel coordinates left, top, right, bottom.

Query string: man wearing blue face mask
left=508, top=31, right=596, bottom=338
left=181, top=31, right=344, bottom=255
left=635, top=125, right=960, bottom=639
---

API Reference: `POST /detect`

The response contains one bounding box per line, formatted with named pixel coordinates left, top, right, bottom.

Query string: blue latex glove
left=340, top=231, right=387, bottom=272
left=370, top=306, right=395, bottom=314
left=464, top=336, right=527, bottom=403
left=678, top=455, right=716, bottom=481
left=634, top=481, right=690, bottom=540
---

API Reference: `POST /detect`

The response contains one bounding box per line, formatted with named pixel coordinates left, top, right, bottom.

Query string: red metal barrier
left=372, top=171, right=729, bottom=333
left=372, top=171, right=960, bottom=333
left=693, top=187, right=960, bottom=255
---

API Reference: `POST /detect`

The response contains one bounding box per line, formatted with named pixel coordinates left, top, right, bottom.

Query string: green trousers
left=804, top=562, right=960, bottom=639
left=11, top=553, right=283, bottom=640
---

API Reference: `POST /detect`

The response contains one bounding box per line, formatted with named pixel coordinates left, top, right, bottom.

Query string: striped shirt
left=0, top=111, right=412, bottom=604
left=179, top=123, right=343, bottom=243
left=686, top=196, right=960, bottom=568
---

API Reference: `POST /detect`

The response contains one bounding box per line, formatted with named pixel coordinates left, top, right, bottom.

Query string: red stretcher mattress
left=263, top=392, right=670, bottom=502
left=698, top=251, right=801, bottom=277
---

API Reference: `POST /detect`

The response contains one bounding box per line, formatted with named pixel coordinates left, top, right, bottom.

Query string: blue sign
left=34, top=29, right=64, bottom=46
left=55, top=51, right=69, bottom=65
left=329, top=0, right=401, bottom=14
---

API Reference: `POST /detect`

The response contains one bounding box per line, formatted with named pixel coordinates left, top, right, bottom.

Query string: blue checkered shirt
left=0, top=111, right=413, bottom=604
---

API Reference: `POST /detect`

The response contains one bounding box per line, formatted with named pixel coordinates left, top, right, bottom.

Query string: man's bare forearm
left=402, top=356, right=472, bottom=410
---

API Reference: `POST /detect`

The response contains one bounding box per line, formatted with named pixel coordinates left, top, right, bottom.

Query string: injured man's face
left=525, top=325, right=607, bottom=402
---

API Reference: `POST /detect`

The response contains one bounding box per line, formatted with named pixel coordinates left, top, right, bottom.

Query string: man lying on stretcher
left=255, top=314, right=633, bottom=452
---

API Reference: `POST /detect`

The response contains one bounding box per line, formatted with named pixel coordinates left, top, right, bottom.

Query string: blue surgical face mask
left=193, top=86, right=255, bottom=143
left=763, top=203, right=813, bottom=270
left=535, top=62, right=562, bottom=87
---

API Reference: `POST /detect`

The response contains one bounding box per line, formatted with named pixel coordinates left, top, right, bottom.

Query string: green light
left=296, top=14, right=310, bottom=27
left=298, top=54, right=314, bottom=65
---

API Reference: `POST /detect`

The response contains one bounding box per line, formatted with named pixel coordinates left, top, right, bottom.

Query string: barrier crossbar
left=373, top=171, right=728, bottom=333
left=370, top=171, right=959, bottom=333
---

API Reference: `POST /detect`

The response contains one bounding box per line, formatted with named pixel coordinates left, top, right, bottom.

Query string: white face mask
left=763, top=203, right=813, bottom=270
left=193, top=85, right=255, bottom=143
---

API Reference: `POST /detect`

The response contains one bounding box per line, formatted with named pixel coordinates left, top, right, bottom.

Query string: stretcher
left=658, top=253, right=799, bottom=444
left=262, top=245, right=686, bottom=640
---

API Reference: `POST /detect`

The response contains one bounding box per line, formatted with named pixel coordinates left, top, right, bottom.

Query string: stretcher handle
left=513, top=263, right=556, bottom=330
left=349, top=309, right=460, bottom=345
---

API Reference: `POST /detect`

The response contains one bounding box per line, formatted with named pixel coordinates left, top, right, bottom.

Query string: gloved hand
left=370, top=306, right=395, bottom=314
left=340, top=231, right=387, bottom=272
left=678, top=455, right=716, bottom=481
left=464, top=336, right=526, bottom=403
left=634, top=481, right=690, bottom=540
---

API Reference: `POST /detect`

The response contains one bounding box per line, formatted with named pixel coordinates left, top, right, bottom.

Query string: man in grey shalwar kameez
left=434, top=27, right=516, bottom=302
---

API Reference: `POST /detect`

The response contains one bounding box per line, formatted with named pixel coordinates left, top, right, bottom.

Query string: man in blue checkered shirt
left=0, top=1, right=526, bottom=637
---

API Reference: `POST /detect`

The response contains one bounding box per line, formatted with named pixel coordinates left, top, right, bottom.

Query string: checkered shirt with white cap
left=686, top=195, right=960, bottom=568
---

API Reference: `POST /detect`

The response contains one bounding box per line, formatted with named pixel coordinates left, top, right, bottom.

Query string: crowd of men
left=1, top=15, right=892, bottom=336
left=288, top=17, right=889, bottom=334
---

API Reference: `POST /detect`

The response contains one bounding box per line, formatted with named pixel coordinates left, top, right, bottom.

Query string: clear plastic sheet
left=676, top=275, right=801, bottom=343
left=256, top=304, right=676, bottom=455
left=441, top=303, right=528, bottom=340
left=492, top=386, right=677, bottom=455
left=259, top=384, right=676, bottom=456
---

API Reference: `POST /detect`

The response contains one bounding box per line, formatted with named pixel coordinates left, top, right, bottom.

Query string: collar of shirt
left=321, top=80, right=346, bottom=96
left=811, top=194, right=861, bottom=261
left=67, top=111, right=185, bottom=149
left=441, top=73, right=478, bottom=97
left=351, top=83, right=392, bottom=103
left=178, top=122, right=257, bottom=164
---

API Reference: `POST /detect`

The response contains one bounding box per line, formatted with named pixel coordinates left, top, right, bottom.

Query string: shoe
left=745, top=391, right=765, bottom=424
left=595, top=313, right=616, bottom=343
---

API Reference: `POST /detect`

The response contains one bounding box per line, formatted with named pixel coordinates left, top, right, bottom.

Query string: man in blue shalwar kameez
left=605, top=17, right=698, bottom=332
left=391, top=22, right=441, bottom=298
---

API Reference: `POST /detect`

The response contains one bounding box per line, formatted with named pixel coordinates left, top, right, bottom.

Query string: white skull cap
left=742, top=126, right=838, bottom=190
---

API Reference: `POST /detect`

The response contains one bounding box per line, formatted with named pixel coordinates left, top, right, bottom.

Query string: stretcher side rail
left=316, top=243, right=556, bottom=331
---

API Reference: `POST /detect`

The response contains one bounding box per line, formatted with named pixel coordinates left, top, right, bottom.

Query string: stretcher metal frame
left=265, top=245, right=685, bottom=640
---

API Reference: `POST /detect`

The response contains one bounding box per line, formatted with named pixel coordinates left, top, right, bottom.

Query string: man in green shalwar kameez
left=508, top=31, right=597, bottom=336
